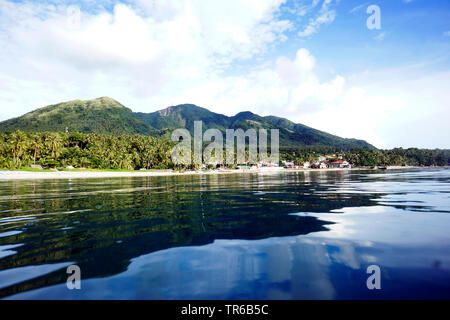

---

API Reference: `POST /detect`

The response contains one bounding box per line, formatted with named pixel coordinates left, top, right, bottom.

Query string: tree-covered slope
left=0, top=97, right=153, bottom=135
left=135, top=104, right=231, bottom=132
left=0, top=98, right=375, bottom=150
left=138, top=105, right=376, bottom=150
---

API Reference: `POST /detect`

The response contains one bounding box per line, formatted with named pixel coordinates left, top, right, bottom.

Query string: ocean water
left=0, top=168, right=449, bottom=299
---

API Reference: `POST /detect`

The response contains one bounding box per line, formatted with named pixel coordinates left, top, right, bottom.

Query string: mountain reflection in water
left=0, top=169, right=449, bottom=299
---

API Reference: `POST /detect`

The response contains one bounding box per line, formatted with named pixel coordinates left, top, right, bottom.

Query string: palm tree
left=47, top=133, right=63, bottom=160
left=9, top=130, right=29, bottom=167
left=30, top=135, right=42, bottom=164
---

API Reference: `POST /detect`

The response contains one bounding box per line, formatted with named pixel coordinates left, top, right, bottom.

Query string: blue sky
left=0, top=0, right=449, bottom=148
left=242, top=0, right=450, bottom=78
left=320, top=1, right=448, bottom=73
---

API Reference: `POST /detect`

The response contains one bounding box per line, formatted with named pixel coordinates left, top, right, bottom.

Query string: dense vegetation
left=0, top=97, right=374, bottom=150
left=1, top=130, right=448, bottom=170
left=0, top=131, right=173, bottom=170
left=344, top=148, right=450, bottom=167
left=0, top=97, right=154, bottom=136
left=136, top=104, right=375, bottom=149
left=281, top=148, right=450, bottom=167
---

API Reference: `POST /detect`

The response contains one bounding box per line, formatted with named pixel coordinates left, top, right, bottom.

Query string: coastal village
left=282, top=154, right=351, bottom=169
left=235, top=154, right=351, bottom=170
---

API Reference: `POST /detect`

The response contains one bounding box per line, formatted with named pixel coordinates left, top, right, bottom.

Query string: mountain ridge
left=0, top=97, right=376, bottom=150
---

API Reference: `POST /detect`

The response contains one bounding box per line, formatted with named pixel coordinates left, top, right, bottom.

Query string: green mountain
left=135, top=104, right=375, bottom=150
left=135, top=104, right=231, bottom=132
left=0, top=97, right=375, bottom=150
left=0, top=97, right=152, bottom=135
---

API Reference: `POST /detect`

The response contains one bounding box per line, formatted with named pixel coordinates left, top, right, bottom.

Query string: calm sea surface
left=0, top=169, right=449, bottom=299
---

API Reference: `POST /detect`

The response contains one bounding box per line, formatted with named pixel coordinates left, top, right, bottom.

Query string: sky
left=0, top=0, right=449, bottom=149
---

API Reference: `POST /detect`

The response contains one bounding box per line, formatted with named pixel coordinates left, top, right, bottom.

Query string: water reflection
left=0, top=169, right=449, bottom=299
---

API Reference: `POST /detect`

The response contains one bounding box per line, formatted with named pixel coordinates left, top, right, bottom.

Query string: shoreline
left=0, top=166, right=440, bottom=180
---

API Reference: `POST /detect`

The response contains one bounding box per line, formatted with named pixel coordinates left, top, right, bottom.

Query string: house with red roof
left=329, top=160, right=351, bottom=168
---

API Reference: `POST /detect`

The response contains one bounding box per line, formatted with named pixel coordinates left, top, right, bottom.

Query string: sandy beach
left=0, top=166, right=420, bottom=180
left=0, top=169, right=242, bottom=180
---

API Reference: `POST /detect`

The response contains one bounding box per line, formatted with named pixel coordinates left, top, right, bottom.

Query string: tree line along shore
left=0, top=130, right=449, bottom=171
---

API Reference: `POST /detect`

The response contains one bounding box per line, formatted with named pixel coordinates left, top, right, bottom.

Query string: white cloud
left=374, top=31, right=386, bottom=41
left=0, top=0, right=291, bottom=115
left=349, top=2, right=369, bottom=14
left=301, top=68, right=450, bottom=149
left=0, top=0, right=448, bottom=149
left=297, top=0, right=336, bottom=37
left=444, top=31, right=450, bottom=37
